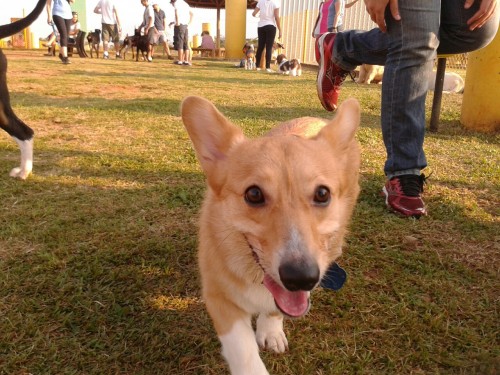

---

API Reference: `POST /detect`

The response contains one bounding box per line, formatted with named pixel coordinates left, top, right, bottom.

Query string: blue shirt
left=51, top=0, right=73, bottom=19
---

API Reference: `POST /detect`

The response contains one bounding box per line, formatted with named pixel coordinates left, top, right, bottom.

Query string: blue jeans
left=332, top=0, right=499, bottom=178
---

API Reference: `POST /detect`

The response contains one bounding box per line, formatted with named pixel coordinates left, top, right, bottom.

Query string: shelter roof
left=185, top=0, right=257, bottom=9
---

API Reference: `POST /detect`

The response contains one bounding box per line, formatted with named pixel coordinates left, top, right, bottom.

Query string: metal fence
left=279, top=0, right=467, bottom=71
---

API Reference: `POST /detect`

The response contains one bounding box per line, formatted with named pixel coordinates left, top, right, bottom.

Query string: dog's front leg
left=256, top=313, right=288, bottom=353
left=219, top=318, right=269, bottom=375
left=208, top=299, right=269, bottom=375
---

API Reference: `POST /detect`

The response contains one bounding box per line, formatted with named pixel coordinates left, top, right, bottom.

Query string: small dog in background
left=87, top=29, right=101, bottom=58
left=428, top=71, right=465, bottom=93
left=275, top=53, right=302, bottom=76
left=242, top=43, right=255, bottom=70
left=356, top=64, right=384, bottom=84
left=356, top=64, right=465, bottom=93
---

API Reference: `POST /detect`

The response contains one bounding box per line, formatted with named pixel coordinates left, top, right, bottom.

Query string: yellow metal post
left=461, top=30, right=500, bottom=132
left=225, top=0, right=247, bottom=59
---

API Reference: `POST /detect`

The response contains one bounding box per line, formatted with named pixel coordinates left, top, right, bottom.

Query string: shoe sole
left=316, top=34, right=334, bottom=112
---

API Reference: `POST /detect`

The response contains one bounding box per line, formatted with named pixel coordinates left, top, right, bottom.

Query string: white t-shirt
left=256, top=0, right=280, bottom=28
left=173, top=0, right=192, bottom=26
left=95, top=0, right=118, bottom=25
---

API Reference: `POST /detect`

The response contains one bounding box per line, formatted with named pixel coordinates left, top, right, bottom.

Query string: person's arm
left=113, top=7, right=122, bottom=32
left=345, top=0, right=359, bottom=9
left=332, top=1, right=341, bottom=30
left=71, top=22, right=81, bottom=36
left=363, top=0, right=400, bottom=33
left=465, top=0, right=498, bottom=30
left=94, top=1, right=102, bottom=14
left=146, top=7, right=154, bottom=33
left=188, top=10, right=193, bottom=26
left=274, top=8, right=282, bottom=39
left=46, top=0, right=52, bottom=24
left=252, top=6, right=260, bottom=17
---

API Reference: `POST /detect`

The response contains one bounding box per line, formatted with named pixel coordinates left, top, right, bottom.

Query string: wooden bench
left=46, top=31, right=87, bottom=58
left=191, top=47, right=225, bottom=58
left=192, top=47, right=216, bottom=57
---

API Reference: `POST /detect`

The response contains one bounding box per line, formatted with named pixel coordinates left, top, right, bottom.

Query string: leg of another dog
left=255, top=313, right=288, bottom=353
left=0, top=51, right=34, bottom=179
left=10, top=137, right=33, bottom=179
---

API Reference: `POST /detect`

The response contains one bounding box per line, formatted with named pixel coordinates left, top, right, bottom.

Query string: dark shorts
left=177, top=24, right=189, bottom=50
left=102, top=23, right=119, bottom=43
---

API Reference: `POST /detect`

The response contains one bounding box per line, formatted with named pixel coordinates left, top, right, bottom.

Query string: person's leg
left=438, top=0, right=499, bottom=55
left=255, top=26, right=266, bottom=68
left=147, top=28, right=156, bottom=61
left=102, top=24, right=110, bottom=58
left=53, top=16, right=69, bottom=61
left=113, top=25, right=121, bottom=58
left=264, top=25, right=277, bottom=69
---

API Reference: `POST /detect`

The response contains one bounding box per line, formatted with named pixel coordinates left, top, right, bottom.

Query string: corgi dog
left=275, top=54, right=302, bottom=76
left=181, top=96, right=361, bottom=375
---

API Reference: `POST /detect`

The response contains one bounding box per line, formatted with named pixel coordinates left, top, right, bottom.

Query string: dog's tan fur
left=181, top=96, right=361, bottom=374
left=356, top=64, right=384, bottom=84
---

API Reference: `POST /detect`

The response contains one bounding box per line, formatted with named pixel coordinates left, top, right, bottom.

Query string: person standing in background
left=328, top=0, right=359, bottom=32
left=46, top=0, right=74, bottom=64
left=252, top=0, right=282, bottom=73
left=94, top=0, right=122, bottom=59
left=170, top=0, right=193, bottom=66
left=139, top=0, right=155, bottom=62
left=152, top=3, right=172, bottom=59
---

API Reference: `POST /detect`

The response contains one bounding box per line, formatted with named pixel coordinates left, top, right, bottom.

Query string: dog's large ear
left=315, top=98, right=360, bottom=153
left=181, top=96, right=245, bottom=184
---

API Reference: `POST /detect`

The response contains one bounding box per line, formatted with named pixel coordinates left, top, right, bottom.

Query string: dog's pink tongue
left=263, top=274, right=309, bottom=317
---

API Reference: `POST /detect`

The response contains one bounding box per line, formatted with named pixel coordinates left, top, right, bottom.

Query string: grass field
left=1, top=50, right=499, bottom=375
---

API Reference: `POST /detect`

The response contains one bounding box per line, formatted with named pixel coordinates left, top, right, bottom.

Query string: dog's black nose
left=279, top=260, right=320, bottom=292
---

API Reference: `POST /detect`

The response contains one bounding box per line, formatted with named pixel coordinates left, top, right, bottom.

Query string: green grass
left=1, top=50, right=499, bottom=375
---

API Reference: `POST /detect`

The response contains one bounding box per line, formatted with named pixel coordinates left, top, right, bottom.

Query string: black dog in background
left=0, top=0, right=45, bottom=179
left=87, top=29, right=101, bottom=58
left=135, top=29, right=149, bottom=62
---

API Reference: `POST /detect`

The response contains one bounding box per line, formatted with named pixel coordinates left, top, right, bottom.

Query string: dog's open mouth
left=249, top=240, right=310, bottom=317
left=263, top=274, right=310, bottom=318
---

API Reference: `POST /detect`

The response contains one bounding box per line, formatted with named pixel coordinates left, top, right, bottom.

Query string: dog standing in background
left=181, top=96, right=361, bottom=374
left=0, top=0, right=46, bottom=179
left=275, top=54, right=302, bottom=76
left=119, top=34, right=136, bottom=60
left=242, top=43, right=256, bottom=70
left=87, top=29, right=101, bottom=58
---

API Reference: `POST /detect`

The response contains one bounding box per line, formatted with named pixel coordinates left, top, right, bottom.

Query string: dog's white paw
left=256, top=314, right=288, bottom=353
left=9, top=167, right=30, bottom=180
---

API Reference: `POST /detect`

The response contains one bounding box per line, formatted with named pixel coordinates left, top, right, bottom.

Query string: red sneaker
left=316, top=33, right=349, bottom=112
left=382, top=174, right=428, bottom=217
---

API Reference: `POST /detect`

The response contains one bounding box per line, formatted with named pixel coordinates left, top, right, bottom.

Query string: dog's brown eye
left=314, top=186, right=330, bottom=205
left=245, top=186, right=265, bottom=206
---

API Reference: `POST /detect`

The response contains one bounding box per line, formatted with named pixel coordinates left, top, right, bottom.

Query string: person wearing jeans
left=252, top=0, right=282, bottom=72
left=316, top=0, right=498, bottom=217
